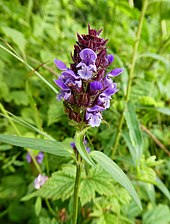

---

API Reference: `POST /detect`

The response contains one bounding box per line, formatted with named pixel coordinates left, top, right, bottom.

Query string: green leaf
left=143, top=204, right=170, bottom=224
left=137, top=53, right=169, bottom=67
left=124, top=102, right=143, bottom=166
left=0, top=134, right=72, bottom=157
left=90, top=151, right=142, bottom=210
left=155, top=107, right=170, bottom=116
left=22, top=164, right=76, bottom=202
left=1, top=27, right=26, bottom=54
left=39, top=217, right=58, bottom=224
left=156, top=177, right=170, bottom=201
left=122, top=130, right=137, bottom=166
left=75, top=129, right=96, bottom=167
left=47, top=102, right=63, bottom=126
left=79, top=166, right=114, bottom=206
left=79, top=178, right=95, bottom=206
left=35, top=197, right=42, bottom=216
left=6, top=90, right=29, bottom=106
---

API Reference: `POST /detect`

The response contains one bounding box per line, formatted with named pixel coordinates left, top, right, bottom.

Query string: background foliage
left=0, top=0, right=170, bottom=223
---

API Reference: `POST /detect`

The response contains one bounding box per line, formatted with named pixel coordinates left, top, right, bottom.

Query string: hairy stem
left=72, top=153, right=82, bottom=224
left=112, top=0, right=148, bottom=158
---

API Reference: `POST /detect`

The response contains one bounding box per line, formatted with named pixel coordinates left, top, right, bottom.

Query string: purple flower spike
left=54, top=59, right=67, bottom=70
left=107, top=54, right=114, bottom=64
left=90, top=81, right=103, bottom=91
left=36, top=152, right=44, bottom=164
left=108, top=68, right=124, bottom=77
left=54, top=26, right=123, bottom=126
left=79, top=48, right=97, bottom=65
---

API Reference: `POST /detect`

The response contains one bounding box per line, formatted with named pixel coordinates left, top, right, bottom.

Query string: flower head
left=54, top=25, right=123, bottom=127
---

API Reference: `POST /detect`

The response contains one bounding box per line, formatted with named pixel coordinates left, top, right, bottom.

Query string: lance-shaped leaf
left=124, top=102, right=143, bottom=166
left=75, top=129, right=96, bottom=167
left=0, top=134, right=72, bottom=157
left=90, top=151, right=142, bottom=210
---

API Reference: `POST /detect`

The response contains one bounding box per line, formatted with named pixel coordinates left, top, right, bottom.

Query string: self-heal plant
left=53, top=26, right=130, bottom=224
left=54, top=25, right=123, bottom=128
left=0, top=25, right=142, bottom=224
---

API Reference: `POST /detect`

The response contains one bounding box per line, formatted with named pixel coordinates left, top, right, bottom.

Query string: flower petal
left=86, top=111, right=102, bottom=127
left=90, top=81, right=103, bottom=91
left=103, top=83, right=118, bottom=96
left=80, top=48, right=97, bottom=62
left=54, top=79, right=69, bottom=90
left=107, top=54, right=114, bottom=64
left=54, top=59, right=67, bottom=70
left=87, top=105, right=105, bottom=112
left=108, top=68, right=123, bottom=77
left=77, top=64, right=93, bottom=80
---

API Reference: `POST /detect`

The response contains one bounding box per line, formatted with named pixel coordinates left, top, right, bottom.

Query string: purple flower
left=54, top=26, right=123, bottom=127
left=26, top=153, right=32, bottom=163
left=54, top=59, right=67, bottom=70
left=107, top=54, right=114, bottom=64
left=77, top=63, right=96, bottom=80
left=97, top=83, right=118, bottom=109
left=86, top=105, right=104, bottom=127
left=79, top=48, right=97, bottom=65
left=70, top=142, right=76, bottom=149
left=90, top=81, right=103, bottom=92
left=26, top=151, right=44, bottom=164
left=36, top=152, right=44, bottom=164
left=34, top=174, right=48, bottom=189
left=76, top=48, right=97, bottom=80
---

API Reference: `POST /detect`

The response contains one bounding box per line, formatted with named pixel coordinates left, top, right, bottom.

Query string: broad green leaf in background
left=0, top=134, right=72, bottom=157
left=79, top=165, right=114, bottom=206
left=22, top=164, right=76, bottom=202
left=1, top=27, right=26, bottom=55
left=155, top=107, right=170, bottom=116
left=26, top=81, right=43, bottom=130
left=75, top=129, right=96, bottom=167
left=39, top=217, right=58, bottom=224
left=124, top=102, right=143, bottom=166
left=90, top=151, right=142, bottom=210
left=143, top=204, right=170, bottom=224
left=35, top=197, right=42, bottom=216
left=137, top=53, right=170, bottom=67
left=156, top=177, right=170, bottom=201
left=123, top=130, right=137, bottom=166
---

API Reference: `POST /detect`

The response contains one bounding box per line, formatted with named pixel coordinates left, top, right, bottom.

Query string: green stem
left=72, top=153, right=82, bottom=224
left=45, top=199, right=57, bottom=217
left=111, top=0, right=148, bottom=158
